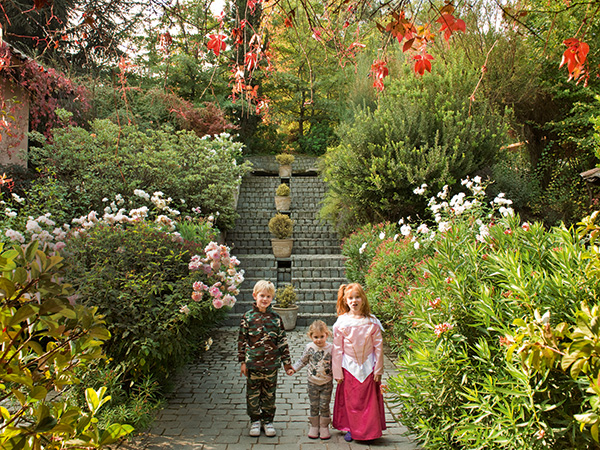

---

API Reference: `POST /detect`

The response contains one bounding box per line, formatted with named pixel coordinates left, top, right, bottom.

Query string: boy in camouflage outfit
left=238, top=280, right=294, bottom=437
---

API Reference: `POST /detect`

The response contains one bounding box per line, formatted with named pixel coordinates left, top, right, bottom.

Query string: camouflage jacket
left=238, top=304, right=292, bottom=371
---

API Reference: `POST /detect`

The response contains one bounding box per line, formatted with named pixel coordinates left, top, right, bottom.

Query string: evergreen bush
left=276, top=183, right=290, bottom=196
left=268, top=213, right=294, bottom=239
left=64, top=221, right=226, bottom=388
left=275, top=153, right=295, bottom=165
left=275, top=285, right=297, bottom=308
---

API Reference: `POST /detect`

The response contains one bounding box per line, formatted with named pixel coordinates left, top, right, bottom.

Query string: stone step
left=231, top=242, right=342, bottom=255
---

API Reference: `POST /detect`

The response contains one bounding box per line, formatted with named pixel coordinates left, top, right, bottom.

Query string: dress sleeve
left=332, top=325, right=344, bottom=380
left=372, top=322, right=384, bottom=377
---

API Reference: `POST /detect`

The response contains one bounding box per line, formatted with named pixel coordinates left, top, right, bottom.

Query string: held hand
left=284, top=364, right=294, bottom=375
left=335, top=378, right=343, bottom=384
left=240, top=362, right=247, bottom=377
left=374, top=374, right=382, bottom=383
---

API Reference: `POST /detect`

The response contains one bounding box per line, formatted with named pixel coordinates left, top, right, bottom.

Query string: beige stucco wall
left=0, top=75, right=29, bottom=168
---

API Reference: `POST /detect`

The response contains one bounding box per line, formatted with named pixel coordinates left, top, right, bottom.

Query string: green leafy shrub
left=30, top=120, right=251, bottom=230
left=320, top=59, right=508, bottom=233
left=353, top=178, right=600, bottom=448
left=0, top=241, right=132, bottom=448
left=363, top=236, right=431, bottom=353
left=63, top=221, right=226, bottom=388
left=341, top=221, right=399, bottom=285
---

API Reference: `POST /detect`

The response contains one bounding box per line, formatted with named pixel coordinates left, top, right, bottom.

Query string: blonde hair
left=253, top=280, right=275, bottom=297
left=336, top=283, right=371, bottom=317
left=307, top=320, right=332, bottom=338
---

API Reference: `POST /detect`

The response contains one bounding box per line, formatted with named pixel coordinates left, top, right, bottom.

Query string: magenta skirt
left=332, top=368, right=386, bottom=440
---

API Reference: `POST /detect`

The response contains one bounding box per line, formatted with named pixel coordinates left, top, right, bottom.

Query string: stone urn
left=271, top=238, right=293, bottom=258
left=275, top=195, right=291, bottom=212
left=278, top=164, right=292, bottom=178
left=272, top=305, right=299, bottom=331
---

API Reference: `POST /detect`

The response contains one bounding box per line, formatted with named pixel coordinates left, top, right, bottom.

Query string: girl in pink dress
left=332, top=283, right=386, bottom=442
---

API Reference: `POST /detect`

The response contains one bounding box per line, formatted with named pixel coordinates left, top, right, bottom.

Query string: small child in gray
left=292, top=320, right=333, bottom=440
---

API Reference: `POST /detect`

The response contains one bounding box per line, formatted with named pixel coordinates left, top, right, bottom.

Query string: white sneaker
left=263, top=422, right=276, bottom=437
left=249, top=421, right=261, bottom=437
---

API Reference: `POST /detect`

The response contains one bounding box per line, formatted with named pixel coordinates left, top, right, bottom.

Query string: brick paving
left=117, top=326, right=420, bottom=450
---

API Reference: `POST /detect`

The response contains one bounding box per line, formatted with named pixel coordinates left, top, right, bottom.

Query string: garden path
left=116, top=326, right=420, bottom=450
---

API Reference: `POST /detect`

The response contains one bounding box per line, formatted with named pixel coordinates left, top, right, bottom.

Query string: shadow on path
left=116, top=326, right=420, bottom=450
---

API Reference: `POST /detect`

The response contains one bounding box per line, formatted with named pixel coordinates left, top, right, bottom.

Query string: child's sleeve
left=277, top=325, right=292, bottom=366
left=292, top=344, right=311, bottom=372
left=372, top=323, right=384, bottom=377
left=238, top=315, right=248, bottom=363
left=332, top=325, right=344, bottom=380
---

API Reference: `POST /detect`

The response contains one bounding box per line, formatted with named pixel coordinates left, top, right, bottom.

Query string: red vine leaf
left=245, top=52, right=258, bottom=71
left=436, top=12, right=465, bottom=42
left=370, top=59, right=389, bottom=91
left=207, top=34, right=227, bottom=57
left=560, top=37, right=589, bottom=83
left=385, top=11, right=416, bottom=44
left=413, top=52, right=433, bottom=75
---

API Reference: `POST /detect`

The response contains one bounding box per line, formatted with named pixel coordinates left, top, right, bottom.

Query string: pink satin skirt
left=332, top=368, right=386, bottom=440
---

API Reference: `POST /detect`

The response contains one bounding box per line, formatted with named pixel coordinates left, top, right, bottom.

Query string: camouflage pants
left=246, top=368, right=278, bottom=422
left=308, top=381, right=333, bottom=417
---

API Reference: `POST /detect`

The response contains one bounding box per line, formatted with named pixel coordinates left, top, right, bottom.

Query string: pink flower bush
left=190, top=242, right=244, bottom=308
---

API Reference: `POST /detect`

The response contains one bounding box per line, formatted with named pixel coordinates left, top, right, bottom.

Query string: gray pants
left=308, top=381, right=333, bottom=417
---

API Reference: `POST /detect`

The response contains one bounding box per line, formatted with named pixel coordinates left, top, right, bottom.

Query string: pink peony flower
left=213, top=298, right=224, bottom=309
left=193, top=281, right=208, bottom=291
left=209, top=285, right=223, bottom=299
left=191, top=291, right=203, bottom=302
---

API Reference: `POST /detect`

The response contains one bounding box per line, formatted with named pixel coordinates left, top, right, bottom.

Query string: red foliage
left=160, top=92, right=236, bottom=137
left=0, top=43, right=90, bottom=140
left=413, top=52, right=433, bottom=75
left=436, top=7, right=466, bottom=42
left=560, top=37, right=589, bottom=84
left=369, top=60, right=389, bottom=91
left=207, top=34, right=227, bottom=57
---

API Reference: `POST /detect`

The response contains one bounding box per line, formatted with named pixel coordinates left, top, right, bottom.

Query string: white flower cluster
left=5, top=213, right=69, bottom=251
left=493, top=193, right=514, bottom=217
left=400, top=176, right=516, bottom=248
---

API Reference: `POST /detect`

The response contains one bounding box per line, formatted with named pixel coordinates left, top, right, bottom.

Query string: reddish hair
left=336, top=283, right=371, bottom=317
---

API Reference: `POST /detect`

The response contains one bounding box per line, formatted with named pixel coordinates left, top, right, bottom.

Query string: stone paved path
left=117, top=326, right=420, bottom=450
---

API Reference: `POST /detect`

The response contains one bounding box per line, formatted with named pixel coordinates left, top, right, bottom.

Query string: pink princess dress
left=332, top=313, right=387, bottom=441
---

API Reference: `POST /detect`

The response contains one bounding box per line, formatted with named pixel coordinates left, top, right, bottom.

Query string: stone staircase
left=224, top=156, right=346, bottom=326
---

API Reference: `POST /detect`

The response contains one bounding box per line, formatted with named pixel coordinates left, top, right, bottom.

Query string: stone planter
left=279, top=164, right=292, bottom=178
left=272, top=305, right=299, bottom=330
left=271, top=238, right=293, bottom=258
left=275, top=195, right=291, bottom=211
